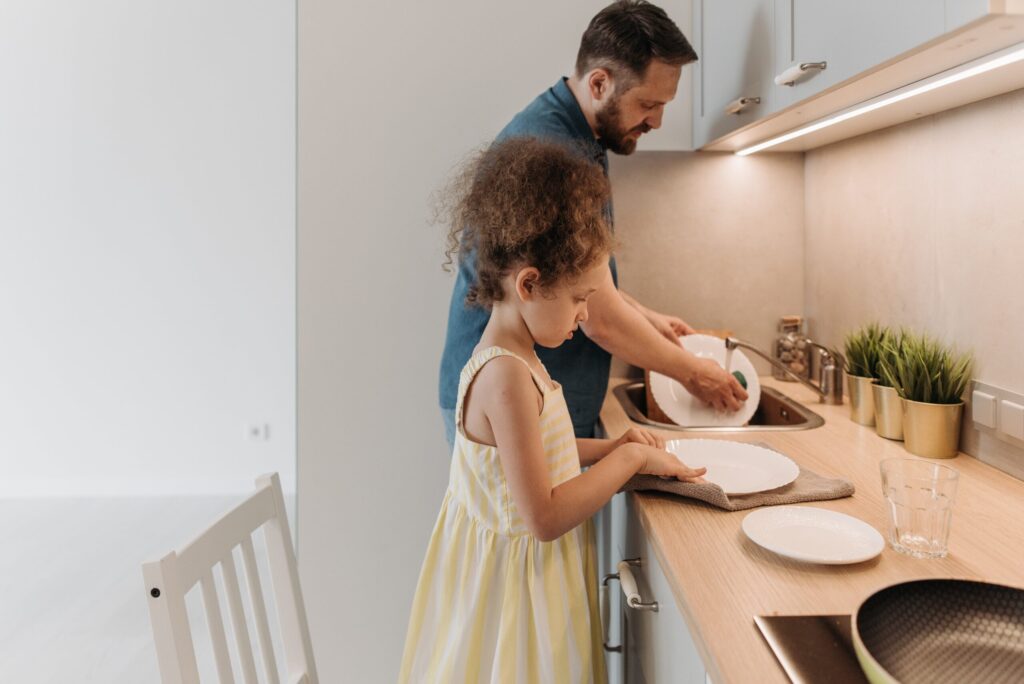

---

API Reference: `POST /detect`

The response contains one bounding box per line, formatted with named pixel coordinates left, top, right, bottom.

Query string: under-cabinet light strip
left=736, top=41, right=1024, bottom=156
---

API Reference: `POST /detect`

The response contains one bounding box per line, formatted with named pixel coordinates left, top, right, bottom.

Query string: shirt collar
left=553, top=78, right=604, bottom=148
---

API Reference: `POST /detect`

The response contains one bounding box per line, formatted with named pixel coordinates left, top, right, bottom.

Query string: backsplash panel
left=804, top=86, right=1024, bottom=476
left=609, top=151, right=806, bottom=376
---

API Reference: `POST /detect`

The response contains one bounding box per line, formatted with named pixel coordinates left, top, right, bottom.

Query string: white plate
left=666, top=439, right=799, bottom=495
left=742, top=506, right=885, bottom=564
left=649, top=334, right=760, bottom=427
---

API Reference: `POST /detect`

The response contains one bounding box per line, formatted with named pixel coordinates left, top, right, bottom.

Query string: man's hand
left=644, top=309, right=696, bottom=345
left=681, top=357, right=748, bottom=412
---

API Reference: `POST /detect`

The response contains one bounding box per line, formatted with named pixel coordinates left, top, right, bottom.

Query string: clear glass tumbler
left=879, top=458, right=959, bottom=559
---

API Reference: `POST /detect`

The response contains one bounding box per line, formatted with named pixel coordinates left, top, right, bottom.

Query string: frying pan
left=852, top=578, right=1024, bottom=683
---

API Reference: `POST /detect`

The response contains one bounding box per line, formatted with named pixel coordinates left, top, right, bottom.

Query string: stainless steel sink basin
left=613, top=381, right=824, bottom=432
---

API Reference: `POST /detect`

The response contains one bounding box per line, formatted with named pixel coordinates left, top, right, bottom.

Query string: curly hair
left=441, top=137, right=615, bottom=308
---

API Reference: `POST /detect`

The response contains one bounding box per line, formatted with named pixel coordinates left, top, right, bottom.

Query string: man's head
left=574, top=1, right=697, bottom=154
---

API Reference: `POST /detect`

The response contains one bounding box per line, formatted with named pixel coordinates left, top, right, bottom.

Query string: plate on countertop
left=742, top=506, right=885, bottom=564
left=649, top=334, right=760, bottom=427
left=666, top=439, right=799, bottom=495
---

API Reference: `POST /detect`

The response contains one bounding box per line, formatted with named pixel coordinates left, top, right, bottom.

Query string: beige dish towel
left=621, top=444, right=855, bottom=511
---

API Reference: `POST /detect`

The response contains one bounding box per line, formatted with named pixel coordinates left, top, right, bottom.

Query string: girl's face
left=517, top=259, right=608, bottom=349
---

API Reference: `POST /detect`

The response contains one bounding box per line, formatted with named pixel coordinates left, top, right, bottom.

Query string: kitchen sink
left=613, top=381, right=824, bottom=432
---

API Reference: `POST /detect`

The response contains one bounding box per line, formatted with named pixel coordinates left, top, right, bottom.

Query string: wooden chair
left=142, top=473, right=318, bottom=684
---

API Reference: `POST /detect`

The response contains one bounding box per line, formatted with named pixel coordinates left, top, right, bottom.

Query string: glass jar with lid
left=772, top=315, right=809, bottom=381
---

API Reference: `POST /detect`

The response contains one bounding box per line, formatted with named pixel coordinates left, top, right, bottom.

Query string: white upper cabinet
left=946, top=0, right=997, bottom=30
left=771, top=0, right=945, bottom=112
left=638, top=0, right=697, bottom=151
left=692, top=0, right=775, bottom=149
left=691, top=0, right=1024, bottom=151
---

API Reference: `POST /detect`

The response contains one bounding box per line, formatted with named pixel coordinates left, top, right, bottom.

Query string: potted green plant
left=843, top=323, right=887, bottom=426
left=888, top=334, right=973, bottom=459
left=873, top=329, right=907, bottom=440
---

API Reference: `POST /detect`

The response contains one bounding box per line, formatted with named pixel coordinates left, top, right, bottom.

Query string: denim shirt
left=438, top=78, right=618, bottom=437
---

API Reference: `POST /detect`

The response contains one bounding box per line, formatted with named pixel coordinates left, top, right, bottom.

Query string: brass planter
left=872, top=384, right=904, bottom=441
left=902, top=399, right=964, bottom=459
left=846, top=373, right=877, bottom=426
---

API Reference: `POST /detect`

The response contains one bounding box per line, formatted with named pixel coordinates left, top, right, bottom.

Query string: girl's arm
left=482, top=361, right=703, bottom=542
left=576, top=438, right=614, bottom=467
left=576, top=428, right=666, bottom=467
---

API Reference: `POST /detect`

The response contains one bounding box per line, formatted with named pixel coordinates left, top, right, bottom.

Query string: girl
left=399, top=137, right=706, bottom=683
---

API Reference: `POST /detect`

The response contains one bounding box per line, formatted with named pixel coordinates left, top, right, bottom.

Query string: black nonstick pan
left=852, top=578, right=1024, bottom=683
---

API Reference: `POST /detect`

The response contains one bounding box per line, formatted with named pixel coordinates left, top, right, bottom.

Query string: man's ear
left=514, top=267, right=542, bottom=301
left=587, top=68, right=613, bottom=103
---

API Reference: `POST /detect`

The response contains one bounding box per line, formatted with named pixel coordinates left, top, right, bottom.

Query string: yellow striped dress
left=399, top=346, right=607, bottom=683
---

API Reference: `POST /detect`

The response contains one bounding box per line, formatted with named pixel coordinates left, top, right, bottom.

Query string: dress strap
left=455, top=347, right=549, bottom=432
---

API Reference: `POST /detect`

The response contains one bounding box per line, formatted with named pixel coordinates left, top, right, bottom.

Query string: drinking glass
left=879, top=458, right=959, bottom=559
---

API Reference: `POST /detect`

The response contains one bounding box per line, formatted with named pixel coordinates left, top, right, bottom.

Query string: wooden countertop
left=600, top=375, right=1024, bottom=684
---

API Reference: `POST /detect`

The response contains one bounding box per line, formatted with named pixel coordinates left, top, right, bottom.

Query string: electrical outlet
left=971, top=390, right=997, bottom=428
left=971, top=381, right=1024, bottom=448
left=1001, top=401, right=1024, bottom=441
left=245, top=422, right=271, bottom=441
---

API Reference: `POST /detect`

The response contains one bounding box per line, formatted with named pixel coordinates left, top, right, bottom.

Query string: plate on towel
left=649, top=334, right=760, bottom=427
left=742, top=506, right=885, bottom=564
left=666, top=439, right=799, bottom=495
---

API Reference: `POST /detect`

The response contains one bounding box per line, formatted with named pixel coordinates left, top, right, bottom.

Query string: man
left=439, top=0, right=748, bottom=441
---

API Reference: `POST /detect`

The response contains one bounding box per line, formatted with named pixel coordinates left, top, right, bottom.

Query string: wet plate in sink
left=649, top=334, right=761, bottom=427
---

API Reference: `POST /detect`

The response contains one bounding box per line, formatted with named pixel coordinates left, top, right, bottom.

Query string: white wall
left=297, top=1, right=697, bottom=679
left=0, top=1, right=296, bottom=497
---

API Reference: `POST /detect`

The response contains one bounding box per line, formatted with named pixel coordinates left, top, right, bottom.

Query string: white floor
left=0, top=496, right=293, bottom=683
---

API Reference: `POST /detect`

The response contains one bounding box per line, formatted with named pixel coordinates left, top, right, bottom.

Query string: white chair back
left=142, top=473, right=317, bottom=684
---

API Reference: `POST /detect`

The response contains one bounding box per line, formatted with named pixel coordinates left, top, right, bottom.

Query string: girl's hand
left=633, top=444, right=707, bottom=483
left=613, top=427, right=665, bottom=451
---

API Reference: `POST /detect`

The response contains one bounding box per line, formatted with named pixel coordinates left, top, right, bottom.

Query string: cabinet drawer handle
left=724, top=96, right=761, bottom=115
left=618, top=558, right=659, bottom=612
left=600, top=572, right=622, bottom=652
left=774, top=61, right=827, bottom=86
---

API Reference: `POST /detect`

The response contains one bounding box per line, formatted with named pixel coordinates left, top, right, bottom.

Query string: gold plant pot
left=872, top=384, right=904, bottom=441
left=901, top=399, right=964, bottom=459
left=846, top=373, right=877, bottom=426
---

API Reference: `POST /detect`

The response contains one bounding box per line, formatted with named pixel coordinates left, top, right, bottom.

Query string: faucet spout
left=725, top=337, right=844, bottom=405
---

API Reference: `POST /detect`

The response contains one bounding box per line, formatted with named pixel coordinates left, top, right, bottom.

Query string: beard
left=594, top=95, right=652, bottom=155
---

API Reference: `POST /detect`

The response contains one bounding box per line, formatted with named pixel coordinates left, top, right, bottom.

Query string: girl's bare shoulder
left=471, top=355, right=542, bottom=411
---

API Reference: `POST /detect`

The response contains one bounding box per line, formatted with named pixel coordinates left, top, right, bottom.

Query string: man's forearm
left=582, top=273, right=695, bottom=379
left=619, top=290, right=645, bottom=313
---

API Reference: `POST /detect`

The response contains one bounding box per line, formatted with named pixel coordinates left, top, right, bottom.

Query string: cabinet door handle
left=618, top=558, right=659, bottom=612
left=774, top=61, right=827, bottom=86
left=724, top=96, right=761, bottom=115
left=600, top=572, right=622, bottom=652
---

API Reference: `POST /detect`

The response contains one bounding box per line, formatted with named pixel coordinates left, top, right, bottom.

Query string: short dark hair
left=575, top=1, right=697, bottom=87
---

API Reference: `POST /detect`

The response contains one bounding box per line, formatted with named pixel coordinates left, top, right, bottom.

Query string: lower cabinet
left=610, top=494, right=709, bottom=683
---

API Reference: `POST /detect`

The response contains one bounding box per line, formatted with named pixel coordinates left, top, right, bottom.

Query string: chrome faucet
left=725, top=337, right=845, bottom=405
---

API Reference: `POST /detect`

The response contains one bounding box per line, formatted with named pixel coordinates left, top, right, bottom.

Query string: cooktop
left=754, top=614, right=869, bottom=684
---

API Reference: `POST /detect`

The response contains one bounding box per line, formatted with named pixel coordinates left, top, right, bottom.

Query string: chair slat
left=222, top=551, right=259, bottom=684
left=143, top=474, right=314, bottom=683
left=261, top=474, right=318, bottom=682
left=176, top=488, right=277, bottom=589
left=200, top=569, right=236, bottom=684
left=241, top=535, right=280, bottom=684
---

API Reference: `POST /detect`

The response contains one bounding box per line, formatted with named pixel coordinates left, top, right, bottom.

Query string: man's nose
left=578, top=306, right=589, bottom=323
left=647, top=108, right=664, bottom=130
